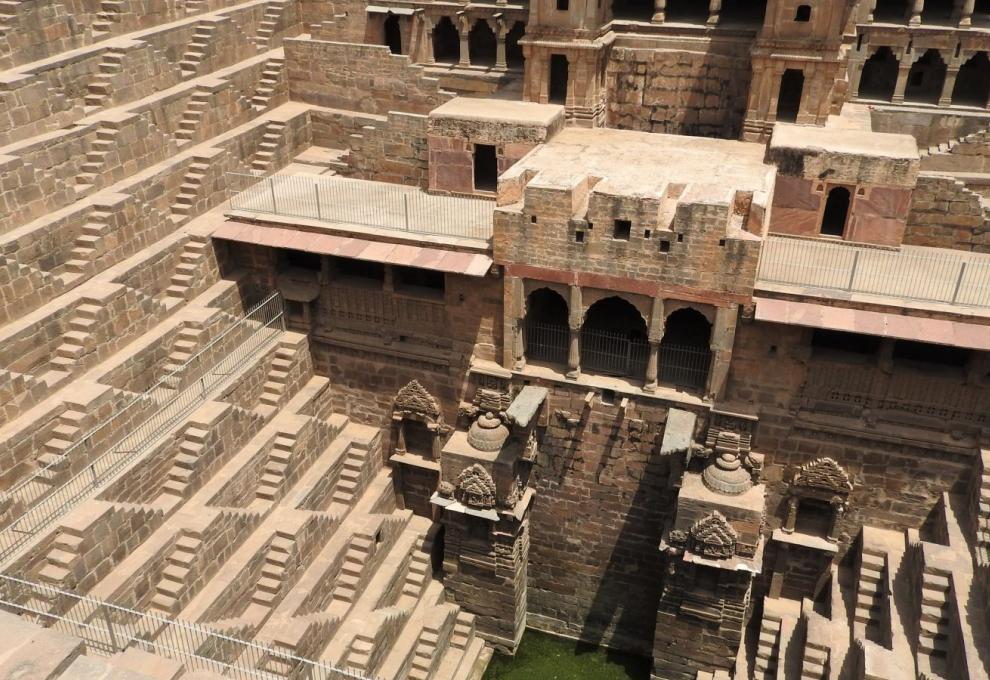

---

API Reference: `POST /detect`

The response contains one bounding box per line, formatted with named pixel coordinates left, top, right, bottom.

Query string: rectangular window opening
left=395, top=265, right=445, bottom=296
left=473, top=143, right=498, bottom=193
left=613, top=219, right=631, bottom=240
left=549, top=54, right=568, bottom=104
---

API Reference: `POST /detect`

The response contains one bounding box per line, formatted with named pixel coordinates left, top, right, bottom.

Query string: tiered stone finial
left=701, top=431, right=753, bottom=496
left=466, top=412, right=509, bottom=452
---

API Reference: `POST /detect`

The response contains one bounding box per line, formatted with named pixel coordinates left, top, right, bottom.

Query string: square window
left=575, top=231, right=585, bottom=243
left=644, top=229, right=652, bottom=239
left=557, top=0, right=569, bottom=9
left=613, top=219, right=631, bottom=240
left=601, top=389, right=616, bottom=405
left=660, top=240, right=670, bottom=253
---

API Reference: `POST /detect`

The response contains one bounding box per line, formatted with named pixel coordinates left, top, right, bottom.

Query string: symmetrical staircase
left=91, top=0, right=125, bottom=37
left=161, top=425, right=210, bottom=498
left=332, top=446, right=368, bottom=507
left=84, top=50, right=125, bottom=111
left=854, top=547, right=886, bottom=641
left=175, top=90, right=212, bottom=145
left=258, top=343, right=296, bottom=409
left=251, top=532, right=294, bottom=608
left=402, top=548, right=431, bottom=602
left=76, top=125, right=120, bottom=194
left=918, top=568, right=952, bottom=662
left=250, top=0, right=288, bottom=51
left=35, top=409, right=86, bottom=486
left=251, top=57, right=284, bottom=111
left=150, top=532, right=203, bottom=613
left=169, top=158, right=211, bottom=223
left=974, top=450, right=990, bottom=564
left=164, top=237, right=209, bottom=302
left=179, top=22, right=215, bottom=78
left=49, top=302, right=102, bottom=372
left=800, top=641, right=828, bottom=680
left=753, top=612, right=781, bottom=680
left=332, top=533, right=374, bottom=603
left=250, top=120, right=286, bottom=173
left=256, top=433, right=294, bottom=501
left=63, top=211, right=113, bottom=279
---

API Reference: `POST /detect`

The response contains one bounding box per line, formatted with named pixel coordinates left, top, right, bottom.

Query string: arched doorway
left=951, top=52, right=990, bottom=107
left=660, top=308, right=712, bottom=389
left=612, top=0, right=653, bottom=21
left=821, top=186, right=851, bottom=237
left=905, top=49, right=946, bottom=104
left=666, top=0, right=708, bottom=22
left=383, top=14, right=402, bottom=55
left=858, top=47, right=899, bottom=101
left=920, top=0, right=954, bottom=24
left=506, top=21, right=525, bottom=70
left=524, top=288, right=569, bottom=366
left=468, top=20, right=496, bottom=67
left=580, top=297, right=649, bottom=377
left=872, top=0, right=908, bottom=22
left=433, top=16, right=460, bottom=64
left=776, top=69, right=804, bottom=123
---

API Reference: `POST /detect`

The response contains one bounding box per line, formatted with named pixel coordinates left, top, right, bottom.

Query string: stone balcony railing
left=755, top=235, right=990, bottom=309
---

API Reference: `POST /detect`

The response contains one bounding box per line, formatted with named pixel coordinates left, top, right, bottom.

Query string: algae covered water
left=483, top=629, right=651, bottom=680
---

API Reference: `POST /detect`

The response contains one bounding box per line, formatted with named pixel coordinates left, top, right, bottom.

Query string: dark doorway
left=506, top=21, right=525, bottom=69
left=468, top=20, right=496, bottom=67
left=905, top=49, right=946, bottom=104
left=977, top=0, right=990, bottom=24
left=951, top=52, right=990, bottom=107
left=660, top=308, right=712, bottom=389
left=776, top=69, right=804, bottom=122
left=872, top=0, right=908, bottom=22
left=612, top=0, right=653, bottom=21
left=524, top=288, right=569, bottom=366
left=666, top=0, right=709, bottom=22
left=433, top=16, right=460, bottom=63
left=794, top=4, right=811, bottom=21
left=920, top=0, right=955, bottom=24
left=473, top=143, right=497, bottom=192
left=820, top=186, right=851, bottom=237
left=720, top=0, right=768, bottom=25
left=581, top=296, right=649, bottom=377
left=549, top=54, right=568, bottom=104
left=858, top=47, right=899, bottom=101
left=383, top=14, right=402, bottom=54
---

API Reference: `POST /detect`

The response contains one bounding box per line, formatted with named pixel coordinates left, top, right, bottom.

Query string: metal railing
left=0, top=293, right=285, bottom=564
left=0, top=573, right=367, bottom=680
left=227, top=172, right=494, bottom=241
left=580, top=327, right=650, bottom=378
left=524, top=320, right=569, bottom=366
left=659, top=342, right=712, bottom=390
left=756, top=234, right=990, bottom=308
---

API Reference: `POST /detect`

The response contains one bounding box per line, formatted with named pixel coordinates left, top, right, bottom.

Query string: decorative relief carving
left=793, top=457, right=853, bottom=494
left=689, top=512, right=738, bottom=559
left=395, top=380, right=441, bottom=420
left=455, top=464, right=497, bottom=510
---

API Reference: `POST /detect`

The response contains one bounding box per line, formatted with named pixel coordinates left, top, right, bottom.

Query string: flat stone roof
left=770, top=123, right=919, bottom=160
left=429, top=97, right=565, bottom=127
left=509, top=127, right=775, bottom=200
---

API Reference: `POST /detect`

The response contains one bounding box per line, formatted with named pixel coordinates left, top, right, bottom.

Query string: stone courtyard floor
left=482, top=630, right=651, bottom=680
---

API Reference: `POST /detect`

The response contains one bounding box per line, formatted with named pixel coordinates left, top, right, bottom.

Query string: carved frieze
left=455, top=464, right=497, bottom=510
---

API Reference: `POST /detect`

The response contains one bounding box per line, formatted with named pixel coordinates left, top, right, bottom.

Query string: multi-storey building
left=0, top=0, right=988, bottom=679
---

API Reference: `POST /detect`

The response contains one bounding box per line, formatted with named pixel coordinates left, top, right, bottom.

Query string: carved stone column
left=566, top=285, right=582, bottom=379
left=707, top=0, right=721, bottom=25
left=652, top=0, right=666, bottom=22
left=909, top=0, right=924, bottom=25
left=827, top=499, right=845, bottom=542
left=939, top=66, right=960, bottom=106
left=783, top=496, right=799, bottom=533
left=866, top=0, right=878, bottom=22
left=644, top=297, right=664, bottom=392
left=892, top=62, right=911, bottom=103
left=848, top=59, right=865, bottom=98
left=960, top=0, right=975, bottom=26
left=494, top=15, right=507, bottom=71
left=705, top=305, right=737, bottom=401
left=511, top=277, right=526, bottom=370
left=422, top=15, right=435, bottom=65
left=457, top=12, right=470, bottom=67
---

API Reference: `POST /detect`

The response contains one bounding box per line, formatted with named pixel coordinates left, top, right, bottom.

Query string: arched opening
left=920, top=0, right=954, bottom=24
left=719, top=0, right=768, bottom=26
left=432, top=16, right=460, bottom=64
left=665, top=0, right=709, bottom=23
left=776, top=68, right=804, bottom=123
left=905, top=49, right=946, bottom=104
left=858, top=47, right=899, bottom=101
left=977, top=0, right=990, bottom=25
left=951, top=52, right=990, bottom=107
left=820, top=186, right=851, bottom=237
left=660, top=308, right=712, bottom=389
left=383, top=14, right=402, bottom=55
left=506, top=21, right=525, bottom=70
left=794, top=4, right=811, bottom=21
left=580, top=297, right=649, bottom=377
left=872, top=0, right=908, bottom=22
left=612, top=0, right=653, bottom=21
left=468, top=20, right=496, bottom=67
left=524, top=288, right=569, bottom=366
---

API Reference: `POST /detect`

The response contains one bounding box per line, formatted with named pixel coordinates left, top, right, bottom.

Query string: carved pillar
left=707, top=0, right=721, bottom=25
left=849, top=59, right=865, bottom=98
left=909, top=0, right=924, bottom=24
left=457, top=12, right=470, bottom=67
left=939, top=66, right=960, bottom=106
left=892, top=63, right=911, bottom=103
left=395, top=417, right=407, bottom=453
left=705, top=305, right=737, bottom=401
left=783, top=496, right=798, bottom=533
left=960, top=0, right=975, bottom=25
left=644, top=297, right=664, bottom=392
left=652, top=0, right=666, bottom=22
left=423, top=15, right=435, bottom=65
left=511, top=277, right=526, bottom=370
left=827, top=500, right=845, bottom=542
left=866, top=0, right=877, bottom=21
left=566, top=285, right=582, bottom=379
left=494, top=16, right=507, bottom=71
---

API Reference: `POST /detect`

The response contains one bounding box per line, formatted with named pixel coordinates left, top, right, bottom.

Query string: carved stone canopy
left=689, top=511, right=738, bottom=559
left=455, top=464, right=497, bottom=510
left=793, top=457, right=853, bottom=495
left=394, top=380, right=442, bottom=421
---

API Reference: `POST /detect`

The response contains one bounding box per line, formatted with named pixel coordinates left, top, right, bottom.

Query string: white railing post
left=952, top=260, right=968, bottom=304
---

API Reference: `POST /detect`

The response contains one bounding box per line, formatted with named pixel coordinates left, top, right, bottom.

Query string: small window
left=575, top=231, right=585, bottom=243
left=811, top=329, right=880, bottom=357
left=613, top=219, right=631, bottom=240
left=395, top=265, right=445, bottom=294
left=284, top=249, right=321, bottom=271
left=473, top=143, right=497, bottom=193
left=659, top=240, right=670, bottom=253
left=600, top=389, right=616, bottom=405
left=794, top=4, right=811, bottom=21
left=557, top=0, right=569, bottom=9
left=335, top=257, right=385, bottom=283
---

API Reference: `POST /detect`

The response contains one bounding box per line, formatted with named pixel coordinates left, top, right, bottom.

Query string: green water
left=483, top=629, right=651, bottom=680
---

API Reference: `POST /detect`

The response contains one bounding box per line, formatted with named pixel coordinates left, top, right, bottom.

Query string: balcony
left=226, top=172, right=495, bottom=243
left=756, top=235, right=990, bottom=310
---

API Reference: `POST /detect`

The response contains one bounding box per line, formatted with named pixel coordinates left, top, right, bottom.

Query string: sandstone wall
left=607, top=44, right=752, bottom=139
left=904, top=174, right=990, bottom=252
